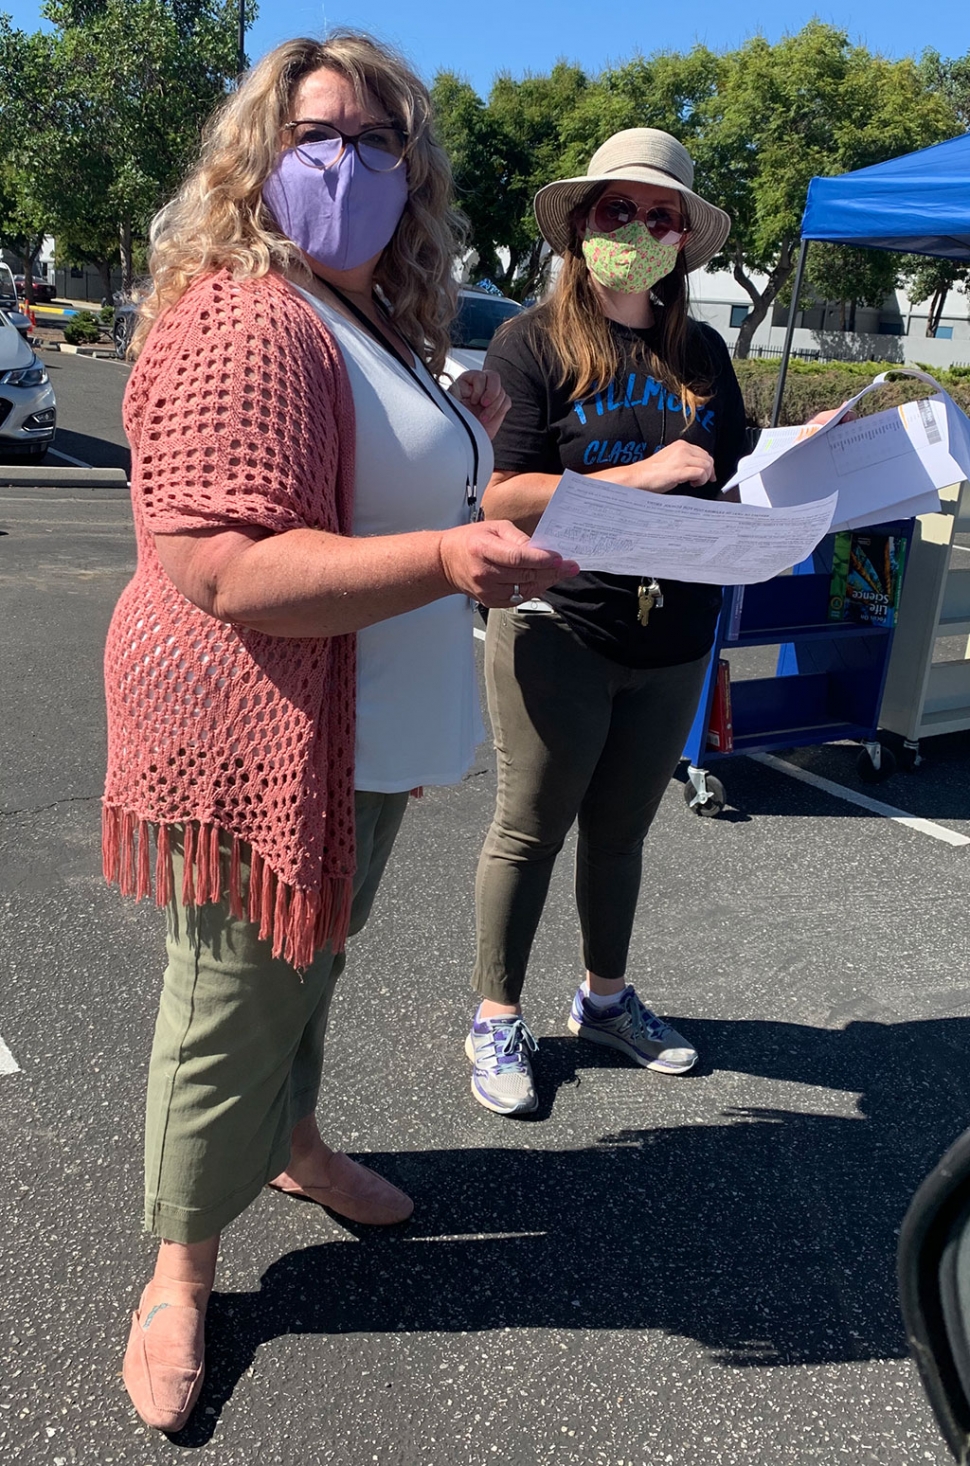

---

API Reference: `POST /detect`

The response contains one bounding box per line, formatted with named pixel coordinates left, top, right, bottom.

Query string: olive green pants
left=473, top=609, right=709, bottom=1005
left=144, top=790, right=409, bottom=1244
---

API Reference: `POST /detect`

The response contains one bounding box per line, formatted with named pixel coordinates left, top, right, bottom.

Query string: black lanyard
left=319, top=278, right=481, bottom=519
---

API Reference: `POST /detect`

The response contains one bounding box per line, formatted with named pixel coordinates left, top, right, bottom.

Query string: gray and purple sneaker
left=567, top=985, right=697, bottom=1075
left=464, top=1013, right=539, bottom=1115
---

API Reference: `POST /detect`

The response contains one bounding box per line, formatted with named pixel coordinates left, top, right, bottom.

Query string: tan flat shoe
left=122, top=1286, right=206, bottom=1432
left=268, top=1151, right=413, bottom=1225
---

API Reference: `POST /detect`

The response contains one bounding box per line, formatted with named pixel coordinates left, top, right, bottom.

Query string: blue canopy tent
left=770, top=132, right=970, bottom=426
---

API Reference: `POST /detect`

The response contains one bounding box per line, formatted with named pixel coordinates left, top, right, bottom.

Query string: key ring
left=509, top=584, right=524, bottom=607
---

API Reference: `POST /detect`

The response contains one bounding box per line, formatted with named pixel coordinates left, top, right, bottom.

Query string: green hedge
left=62, top=310, right=102, bottom=345
left=735, top=358, right=970, bottom=427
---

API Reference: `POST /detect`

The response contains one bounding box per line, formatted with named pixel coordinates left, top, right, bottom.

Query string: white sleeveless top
left=297, top=289, right=489, bottom=792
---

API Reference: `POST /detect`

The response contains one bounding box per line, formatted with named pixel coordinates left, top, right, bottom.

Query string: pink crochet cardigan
left=103, top=270, right=358, bottom=967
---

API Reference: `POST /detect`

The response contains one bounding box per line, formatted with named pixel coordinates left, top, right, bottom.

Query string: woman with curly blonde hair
left=106, top=29, right=573, bottom=1432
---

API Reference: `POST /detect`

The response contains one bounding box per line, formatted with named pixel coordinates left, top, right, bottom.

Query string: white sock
left=475, top=1004, right=521, bottom=1025
left=582, top=981, right=627, bottom=1010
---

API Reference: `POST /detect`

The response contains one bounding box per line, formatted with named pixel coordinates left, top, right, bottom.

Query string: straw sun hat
left=533, top=128, right=732, bottom=274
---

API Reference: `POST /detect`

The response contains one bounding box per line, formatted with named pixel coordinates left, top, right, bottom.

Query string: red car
left=14, top=273, right=56, bottom=303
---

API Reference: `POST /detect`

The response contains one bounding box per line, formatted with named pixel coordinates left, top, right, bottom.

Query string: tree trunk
left=518, top=238, right=547, bottom=302
left=927, top=285, right=947, bottom=337
left=732, top=240, right=795, bottom=360
left=98, top=258, right=113, bottom=306
left=119, top=219, right=134, bottom=295
left=22, top=237, right=44, bottom=306
left=498, top=246, right=523, bottom=297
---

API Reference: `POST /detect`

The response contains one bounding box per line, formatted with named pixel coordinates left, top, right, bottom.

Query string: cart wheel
left=684, top=774, right=726, bottom=817
left=856, top=744, right=897, bottom=784
left=899, top=741, right=921, bottom=774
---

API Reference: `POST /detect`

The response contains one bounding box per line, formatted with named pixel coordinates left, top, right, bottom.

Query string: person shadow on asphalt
left=169, top=1014, right=970, bottom=1444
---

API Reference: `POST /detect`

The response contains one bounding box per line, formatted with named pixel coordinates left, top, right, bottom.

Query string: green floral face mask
left=582, top=220, right=679, bottom=295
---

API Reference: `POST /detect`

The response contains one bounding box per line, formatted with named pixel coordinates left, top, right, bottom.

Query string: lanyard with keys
left=631, top=394, right=669, bottom=628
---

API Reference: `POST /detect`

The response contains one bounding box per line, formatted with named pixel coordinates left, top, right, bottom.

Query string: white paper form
left=530, top=469, right=837, bottom=585
left=723, top=369, right=970, bottom=532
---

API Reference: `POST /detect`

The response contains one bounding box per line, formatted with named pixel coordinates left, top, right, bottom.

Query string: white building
left=689, top=267, right=969, bottom=368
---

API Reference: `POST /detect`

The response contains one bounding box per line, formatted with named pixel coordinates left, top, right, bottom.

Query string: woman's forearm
left=482, top=460, right=680, bottom=532
left=482, top=473, right=560, bottom=533
left=158, top=525, right=456, bottom=638
left=156, top=518, right=572, bottom=637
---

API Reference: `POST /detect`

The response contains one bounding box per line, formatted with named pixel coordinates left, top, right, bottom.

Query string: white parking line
left=749, top=751, right=970, bottom=848
left=48, top=447, right=92, bottom=468
left=0, top=1034, right=21, bottom=1075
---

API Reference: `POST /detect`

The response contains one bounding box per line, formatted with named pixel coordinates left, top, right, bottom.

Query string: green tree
left=45, top=0, right=253, bottom=289
left=901, top=255, right=970, bottom=337
left=433, top=52, right=722, bottom=300
left=801, top=244, right=901, bottom=333
left=434, top=26, right=959, bottom=338
left=0, top=2, right=253, bottom=297
left=919, top=48, right=970, bottom=129
left=433, top=62, right=590, bottom=300
left=0, top=21, right=62, bottom=301
left=698, top=24, right=959, bottom=357
left=431, top=72, right=512, bottom=288
left=559, top=46, right=720, bottom=165
left=0, top=167, right=50, bottom=303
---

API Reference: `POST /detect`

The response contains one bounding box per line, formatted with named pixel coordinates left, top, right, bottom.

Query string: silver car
left=0, top=312, right=56, bottom=459
left=442, top=286, right=523, bottom=384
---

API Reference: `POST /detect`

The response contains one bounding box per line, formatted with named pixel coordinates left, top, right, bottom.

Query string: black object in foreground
left=899, top=1124, right=970, bottom=1462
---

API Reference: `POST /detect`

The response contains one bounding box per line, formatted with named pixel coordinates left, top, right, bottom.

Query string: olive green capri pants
left=144, top=790, right=409, bottom=1244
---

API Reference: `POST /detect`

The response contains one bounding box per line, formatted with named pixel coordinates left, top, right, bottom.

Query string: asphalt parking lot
left=1, top=357, right=970, bottom=1465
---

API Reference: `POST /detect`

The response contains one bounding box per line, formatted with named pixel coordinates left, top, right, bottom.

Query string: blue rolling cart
left=681, top=519, right=913, bottom=816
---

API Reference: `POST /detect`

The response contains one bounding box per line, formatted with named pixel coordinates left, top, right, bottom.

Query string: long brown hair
left=133, top=31, right=464, bottom=373
left=521, top=192, right=711, bottom=419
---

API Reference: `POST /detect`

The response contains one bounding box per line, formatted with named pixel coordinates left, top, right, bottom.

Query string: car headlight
left=0, top=357, right=49, bottom=387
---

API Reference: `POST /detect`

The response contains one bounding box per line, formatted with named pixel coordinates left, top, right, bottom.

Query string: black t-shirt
left=485, top=312, right=748, bottom=668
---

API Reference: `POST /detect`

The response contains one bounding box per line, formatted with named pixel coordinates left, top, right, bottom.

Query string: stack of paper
left=528, top=368, right=970, bottom=584
left=530, top=472, right=837, bottom=585
left=723, top=368, right=970, bottom=532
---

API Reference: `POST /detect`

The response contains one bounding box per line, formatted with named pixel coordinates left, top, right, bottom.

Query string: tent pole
left=770, top=239, right=809, bottom=428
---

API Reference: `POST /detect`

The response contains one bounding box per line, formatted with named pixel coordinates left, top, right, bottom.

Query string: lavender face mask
left=263, top=140, right=408, bottom=272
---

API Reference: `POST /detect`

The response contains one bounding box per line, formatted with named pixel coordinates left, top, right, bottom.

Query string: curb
left=0, top=465, right=128, bottom=488
left=44, top=343, right=117, bottom=358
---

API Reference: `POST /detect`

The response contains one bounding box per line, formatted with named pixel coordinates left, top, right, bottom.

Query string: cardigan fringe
left=101, top=804, right=352, bottom=964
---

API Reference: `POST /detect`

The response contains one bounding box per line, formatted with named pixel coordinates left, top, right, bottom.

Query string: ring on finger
left=509, top=583, right=525, bottom=607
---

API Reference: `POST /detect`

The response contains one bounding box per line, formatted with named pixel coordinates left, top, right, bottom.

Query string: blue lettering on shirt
left=606, top=380, right=626, bottom=412
left=583, top=440, right=650, bottom=466
left=571, top=374, right=716, bottom=437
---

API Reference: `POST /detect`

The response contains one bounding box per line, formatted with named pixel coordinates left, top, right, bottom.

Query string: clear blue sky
left=2, top=0, right=968, bottom=94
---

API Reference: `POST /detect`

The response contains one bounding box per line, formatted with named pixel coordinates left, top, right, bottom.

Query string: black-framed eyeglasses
left=283, top=119, right=409, bottom=173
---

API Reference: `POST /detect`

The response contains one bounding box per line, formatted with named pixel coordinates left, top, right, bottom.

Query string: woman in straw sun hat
left=464, top=127, right=749, bottom=1115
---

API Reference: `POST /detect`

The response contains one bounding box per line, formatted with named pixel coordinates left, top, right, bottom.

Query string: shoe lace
left=620, top=991, right=670, bottom=1044
left=481, top=1016, right=539, bottom=1070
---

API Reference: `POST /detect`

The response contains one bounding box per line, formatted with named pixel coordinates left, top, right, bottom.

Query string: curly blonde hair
left=132, top=30, right=465, bottom=373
